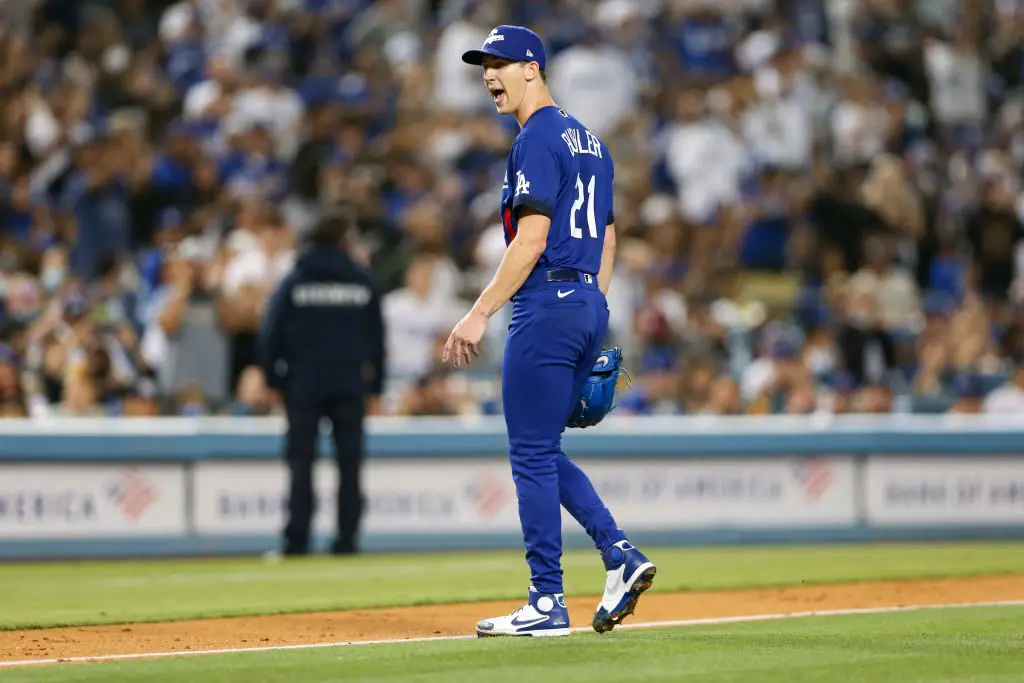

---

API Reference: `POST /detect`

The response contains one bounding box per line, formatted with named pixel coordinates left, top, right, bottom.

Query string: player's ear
left=524, top=61, right=540, bottom=82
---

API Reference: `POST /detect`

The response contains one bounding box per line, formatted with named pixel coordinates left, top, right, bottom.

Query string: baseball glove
left=566, top=347, right=631, bottom=429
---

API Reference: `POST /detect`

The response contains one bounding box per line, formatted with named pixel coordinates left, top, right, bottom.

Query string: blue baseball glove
left=566, top=347, right=630, bottom=429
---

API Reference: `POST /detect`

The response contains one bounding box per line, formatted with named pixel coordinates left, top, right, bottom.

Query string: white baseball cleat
left=593, top=540, right=656, bottom=634
left=476, top=587, right=571, bottom=637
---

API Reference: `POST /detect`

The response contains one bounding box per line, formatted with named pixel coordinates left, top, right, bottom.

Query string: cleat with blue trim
left=592, top=540, right=656, bottom=634
left=476, top=587, right=571, bottom=637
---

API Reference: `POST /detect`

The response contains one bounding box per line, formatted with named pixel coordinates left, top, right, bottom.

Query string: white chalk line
left=2, top=599, right=1022, bottom=669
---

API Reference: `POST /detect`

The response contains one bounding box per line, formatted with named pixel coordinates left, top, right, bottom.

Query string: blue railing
left=0, top=414, right=1022, bottom=460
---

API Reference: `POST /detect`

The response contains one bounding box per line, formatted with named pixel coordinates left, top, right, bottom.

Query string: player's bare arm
left=442, top=209, right=550, bottom=367
left=598, top=222, right=617, bottom=295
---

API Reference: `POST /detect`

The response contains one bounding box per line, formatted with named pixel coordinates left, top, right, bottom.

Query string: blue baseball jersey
left=500, top=106, right=615, bottom=276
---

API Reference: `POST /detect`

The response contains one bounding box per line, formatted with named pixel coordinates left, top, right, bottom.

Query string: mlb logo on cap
left=462, top=25, right=547, bottom=70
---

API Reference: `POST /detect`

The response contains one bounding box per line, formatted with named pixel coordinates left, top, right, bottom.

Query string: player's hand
left=443, top=309, right=488, bottom=367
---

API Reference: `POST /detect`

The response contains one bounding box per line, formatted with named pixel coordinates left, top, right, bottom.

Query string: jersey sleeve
left=510, top=135, right=561, bottom=218
left=607, top=155, right=615, bottom=225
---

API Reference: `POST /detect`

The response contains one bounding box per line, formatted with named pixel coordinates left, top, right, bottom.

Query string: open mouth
left=489, top=87, right=506, bottom=106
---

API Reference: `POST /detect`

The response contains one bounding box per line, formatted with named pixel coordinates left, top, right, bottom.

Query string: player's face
left=481, top=56, right=526, bottom=115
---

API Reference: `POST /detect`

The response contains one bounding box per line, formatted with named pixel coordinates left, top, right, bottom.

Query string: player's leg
left=556, top=457, right=625, bottom=548
left=282, top=391, right=320, bottom=555
left=503, top=301, right=588, bottom=595
left=560, top=297, right=657, bottom=634
left=556, top=300, right=627, bottom=552
left=476, top=296, right=587, bottom=637
left=327, top=393, right=365, bottom=555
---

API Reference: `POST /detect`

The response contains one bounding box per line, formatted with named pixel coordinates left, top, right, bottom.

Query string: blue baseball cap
left=158, top=207, right=184, bottom=231
left=462, top=25, right=547, bottom=70
left=952, top=372, right=984, bottom=399
left=769, top=337, right=801, bottom=360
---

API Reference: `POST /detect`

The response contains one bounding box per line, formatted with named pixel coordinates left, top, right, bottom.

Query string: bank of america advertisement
left=192, top=460, right=521, bottom=535
left=192, top=456, right=856, bottom=535
left=582, top=457, right=856, bottom=528
left=865, top=457, right=1024, bottom=525
left=0, top=464, right=186, bottom=537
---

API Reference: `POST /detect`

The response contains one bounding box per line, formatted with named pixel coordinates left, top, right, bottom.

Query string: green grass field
left=1, top=541, right=1022, bottom=682
left=1, top=542, right=1022, bottom=630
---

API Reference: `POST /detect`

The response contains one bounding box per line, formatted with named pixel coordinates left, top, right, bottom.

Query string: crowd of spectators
left=0, top=0, right=1023, bottom=418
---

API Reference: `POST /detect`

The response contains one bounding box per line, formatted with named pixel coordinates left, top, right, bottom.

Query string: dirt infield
left=2, top=575, right=1022, bottom=664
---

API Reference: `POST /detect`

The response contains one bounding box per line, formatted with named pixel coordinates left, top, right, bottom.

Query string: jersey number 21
left=570, top=174, right=598, bottom=240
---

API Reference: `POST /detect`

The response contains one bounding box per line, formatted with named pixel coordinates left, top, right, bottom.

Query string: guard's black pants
left=283, top=391, right=365, bottom=555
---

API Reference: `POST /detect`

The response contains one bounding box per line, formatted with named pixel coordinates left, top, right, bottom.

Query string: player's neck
left=515, top=87, right=556, bottom=128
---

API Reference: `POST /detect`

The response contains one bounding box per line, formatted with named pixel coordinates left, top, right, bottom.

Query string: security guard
left=259, top=210, right=385, bottom=556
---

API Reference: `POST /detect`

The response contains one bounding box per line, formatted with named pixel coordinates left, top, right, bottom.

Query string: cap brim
left=461, top=49, right=489, bottom=65
left=462, top=46, right=526, bottom=65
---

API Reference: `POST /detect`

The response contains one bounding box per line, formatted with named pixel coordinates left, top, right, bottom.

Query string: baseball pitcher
left=443, top=25, right=656, bottom=638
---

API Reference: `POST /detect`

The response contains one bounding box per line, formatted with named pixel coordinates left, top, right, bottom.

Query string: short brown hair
left=308, top=209, right=356, bottom=249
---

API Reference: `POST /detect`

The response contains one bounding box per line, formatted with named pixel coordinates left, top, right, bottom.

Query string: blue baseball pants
left=502, top=268, right=627, bottom=595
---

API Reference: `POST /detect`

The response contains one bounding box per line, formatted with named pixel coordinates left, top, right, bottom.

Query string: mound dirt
left=2, top=575, right=1022, bottom=665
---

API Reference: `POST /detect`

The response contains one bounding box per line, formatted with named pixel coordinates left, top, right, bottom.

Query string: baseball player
left=443, top=25, right=656, bottom=637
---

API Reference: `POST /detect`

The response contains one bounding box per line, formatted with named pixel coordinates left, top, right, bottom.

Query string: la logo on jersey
left=514, top=170, right=530, bottom=197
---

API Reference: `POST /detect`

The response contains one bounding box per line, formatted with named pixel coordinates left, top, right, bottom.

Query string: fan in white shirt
left=383, top=253, right=462, bottom=386
left=548, top=31, right=638, bottom=138
left=663, top=89, right=752, bottom=223
left=220, top=222, right=295, bottom=299
left=24, top=94, right=61, bottom=160
left=742, top=65, right=813, bottom=171
left=923, top=30, right=987, bottom=129
left=182, top=54, right=239, bottom=122
left=983, top=365, right=1024, bottom=414
left=229, top=68, right=306, bottom=162
left=844, top=236, right=923, bottom=334
left=832, top=73, right=891, bottom=164
left=161, top=0, right=259, bottom=62
left=433, top=3, right=497, bottom=113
